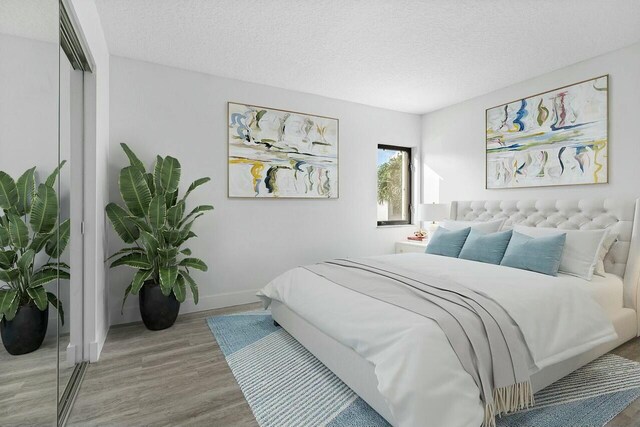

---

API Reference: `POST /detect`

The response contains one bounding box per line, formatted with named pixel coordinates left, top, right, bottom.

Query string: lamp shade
left=417, top=203, right=448, bottom=222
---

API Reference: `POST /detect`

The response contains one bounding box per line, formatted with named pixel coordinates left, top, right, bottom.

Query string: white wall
left=421, top=42, right=640, bottom=203
left=108, top=56, right=422, bottom=324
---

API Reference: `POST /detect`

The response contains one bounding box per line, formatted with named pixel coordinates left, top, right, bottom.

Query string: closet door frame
left=67, top=64, right=84, bottom=366
left=60, top=0, right=91, bottom=366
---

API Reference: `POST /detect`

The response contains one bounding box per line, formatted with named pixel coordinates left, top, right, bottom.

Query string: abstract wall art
left=486, top=75, right=608, bottom=189
left=228, top=102, right=339, bottom=198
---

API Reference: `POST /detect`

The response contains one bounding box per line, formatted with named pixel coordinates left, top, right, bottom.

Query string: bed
left=258, top=199, right=640, bottom=427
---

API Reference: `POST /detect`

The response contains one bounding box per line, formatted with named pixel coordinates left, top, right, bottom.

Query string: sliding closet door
left=58, top=3, right=91, bottom=423
left=0, top=1, right=60, bottom=425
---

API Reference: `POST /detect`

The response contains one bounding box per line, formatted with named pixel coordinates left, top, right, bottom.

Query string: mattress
left=558, top=272, right=623, bottom=315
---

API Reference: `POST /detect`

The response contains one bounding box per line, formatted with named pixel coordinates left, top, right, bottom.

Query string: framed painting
left=486, top=75, right=608, bottom=189
left=227, top=102, right=339, bottom=198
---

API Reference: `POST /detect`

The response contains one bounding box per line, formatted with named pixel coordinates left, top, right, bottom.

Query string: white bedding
left=560, top=272, right=623, bottom=315
left=257, top=253, right=618, bottom=427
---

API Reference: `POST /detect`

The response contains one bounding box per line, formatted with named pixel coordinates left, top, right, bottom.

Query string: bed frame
left=272, top=199, right=640, bottom=426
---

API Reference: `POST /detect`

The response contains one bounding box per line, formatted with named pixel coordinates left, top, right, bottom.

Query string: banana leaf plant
left=0, top=163, right=68, bottom=324
left=107, top=143, right=213, bottom=310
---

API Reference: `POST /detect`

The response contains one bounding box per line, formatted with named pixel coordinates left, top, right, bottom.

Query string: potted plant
left=0, top=164, right=68, bottom=355
left=107, top=144, right=212, bottom=330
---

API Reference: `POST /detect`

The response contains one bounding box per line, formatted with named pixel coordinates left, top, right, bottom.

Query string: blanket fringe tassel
left=483, top=381, right=534, bottom=427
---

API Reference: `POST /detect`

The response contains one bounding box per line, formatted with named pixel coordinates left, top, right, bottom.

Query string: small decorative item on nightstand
left=408, top=229, right=427, bottom=241
left=416, top=203, right=448, bottom=237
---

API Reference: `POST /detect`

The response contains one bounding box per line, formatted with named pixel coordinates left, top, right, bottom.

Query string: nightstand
left=395, top=240, right=428, bottom=254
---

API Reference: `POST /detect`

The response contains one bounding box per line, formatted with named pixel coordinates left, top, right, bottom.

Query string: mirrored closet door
left=0, top=1, right=61, bottom=425
left=1, top=1, right=88, bottom=425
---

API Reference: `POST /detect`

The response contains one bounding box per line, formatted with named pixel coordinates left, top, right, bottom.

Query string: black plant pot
left=139, top=281, right=180, bottom=331
left=1, top=302, right=49, bottom=356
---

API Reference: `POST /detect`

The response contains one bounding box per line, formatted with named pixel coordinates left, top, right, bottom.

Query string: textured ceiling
left=94, top=0, right=640, bottom=114
left=0, top=0, right=58, bottom=43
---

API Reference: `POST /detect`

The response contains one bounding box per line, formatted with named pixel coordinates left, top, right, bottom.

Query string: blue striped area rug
left=207, top=311, right=640, bottom=427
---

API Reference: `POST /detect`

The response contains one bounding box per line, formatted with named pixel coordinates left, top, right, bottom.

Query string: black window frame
left=377, top=144, right=412, bottom=227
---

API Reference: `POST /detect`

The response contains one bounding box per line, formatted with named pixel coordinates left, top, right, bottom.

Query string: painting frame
left=227, top=102, right=340, bottom=199
left=485, top=74, right=609, bottom=190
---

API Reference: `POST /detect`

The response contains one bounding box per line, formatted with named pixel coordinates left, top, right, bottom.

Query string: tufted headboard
left=450, top=199, right=640, bottom=317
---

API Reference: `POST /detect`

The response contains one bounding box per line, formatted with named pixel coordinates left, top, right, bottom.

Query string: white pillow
left=513, top=225, right=609, bottom=281
left=594, top=232, right=618, bottom=277
left=441, top=219, right=505, bottom=233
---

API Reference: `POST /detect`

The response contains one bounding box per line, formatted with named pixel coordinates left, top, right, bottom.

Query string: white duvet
left=257, top=253, right=618, bottom=427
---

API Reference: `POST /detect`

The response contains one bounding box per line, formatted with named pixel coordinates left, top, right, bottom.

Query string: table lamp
left=417, top=203, right=448, bottom=237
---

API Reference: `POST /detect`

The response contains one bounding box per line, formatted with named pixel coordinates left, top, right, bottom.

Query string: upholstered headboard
left=449, top=199, right=640, bottom=317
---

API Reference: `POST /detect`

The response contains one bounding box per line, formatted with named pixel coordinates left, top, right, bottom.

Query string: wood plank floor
left=67, top=303, right=640, bottom=427
left=0, top=336, right=58, bottom=426
left=67, top=303, right=261, bottom=427
left=0, top=334, right=79, bottom=426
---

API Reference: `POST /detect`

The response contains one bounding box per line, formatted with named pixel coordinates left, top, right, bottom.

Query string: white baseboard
left=87, top=337, right=105, bottom=363
left=65, top=343, right=79, bottom=367
left=112, top=288, right=262, bottom=326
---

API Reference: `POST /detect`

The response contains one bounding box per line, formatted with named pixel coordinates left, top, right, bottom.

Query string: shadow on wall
left=422, top=163, right=442, bottom=203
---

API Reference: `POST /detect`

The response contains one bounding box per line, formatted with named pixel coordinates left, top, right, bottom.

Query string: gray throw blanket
left=304, top=258, right=534, bottom=427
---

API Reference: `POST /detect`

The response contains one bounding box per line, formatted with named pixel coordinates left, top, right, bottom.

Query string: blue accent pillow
left=459, top=229, right=513, bottom=265
left=500, top=231, right=567, bottom=276
left=425, top=227, right=471, bottom=258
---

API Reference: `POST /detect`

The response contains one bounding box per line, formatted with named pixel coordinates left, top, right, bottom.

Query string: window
left=377, top=145, right=412, bottom=226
